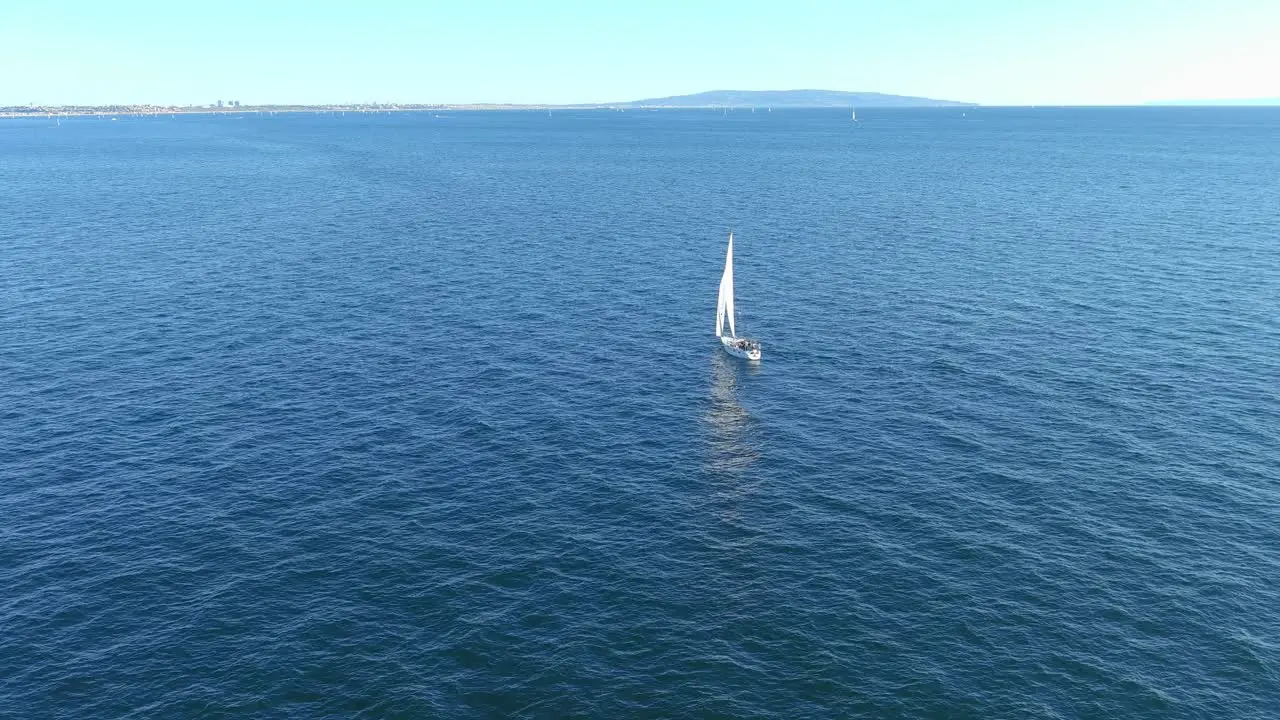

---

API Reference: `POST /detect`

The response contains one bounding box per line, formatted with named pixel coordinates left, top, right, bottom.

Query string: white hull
left=720, top=336, right=761, bottom=361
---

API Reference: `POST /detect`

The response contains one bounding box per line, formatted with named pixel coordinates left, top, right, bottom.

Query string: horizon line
left=6, top=102, right=1280, bottom=112
left=6, top=88, right=1280, bottom=110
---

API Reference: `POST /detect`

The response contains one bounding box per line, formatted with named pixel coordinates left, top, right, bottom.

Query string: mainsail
left=715, top=232, right=736, bottom=338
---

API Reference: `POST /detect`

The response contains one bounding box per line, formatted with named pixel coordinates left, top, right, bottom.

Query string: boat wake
left=703, top=352, right=760, bottom=475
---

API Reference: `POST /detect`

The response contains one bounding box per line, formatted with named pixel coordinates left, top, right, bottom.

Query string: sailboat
left=716, top=231, right=762, bottom=361
left=851, top=109, right=857, bottom=122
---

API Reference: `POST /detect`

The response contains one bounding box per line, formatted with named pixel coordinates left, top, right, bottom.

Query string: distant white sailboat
left=716, top=231, right=761, bottom=361
left=851, top=109, right=857, bottom=122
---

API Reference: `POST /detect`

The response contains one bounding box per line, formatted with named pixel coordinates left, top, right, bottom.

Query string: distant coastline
left=9, top=101, right=1280, bottom=119
left=8, top=89, right=1280, bottom=118
left=0, top=103, right=954, bottom=119
left=0, top=104, right=549, bottom=118
left=0, top=89, right=980, bottom=118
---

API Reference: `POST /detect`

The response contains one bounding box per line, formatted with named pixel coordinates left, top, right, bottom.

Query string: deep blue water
left=2, top=108, right=1279, bottom=718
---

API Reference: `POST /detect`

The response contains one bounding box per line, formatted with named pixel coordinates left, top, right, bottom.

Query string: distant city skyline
left=3, top=0, right=1278, bottom=107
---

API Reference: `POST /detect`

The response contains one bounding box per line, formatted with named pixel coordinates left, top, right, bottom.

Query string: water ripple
left=2, top=108, right=1279, bottom=718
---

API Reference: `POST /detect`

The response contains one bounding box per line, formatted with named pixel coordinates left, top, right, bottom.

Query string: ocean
left=2, top=108, right=1278, bottom=718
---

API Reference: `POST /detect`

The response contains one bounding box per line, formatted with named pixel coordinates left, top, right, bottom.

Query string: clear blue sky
left=3, top=0, right=1277, bottom=106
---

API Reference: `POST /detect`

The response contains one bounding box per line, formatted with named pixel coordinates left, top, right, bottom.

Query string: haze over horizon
left=3, top=0, right=1278, bottom=107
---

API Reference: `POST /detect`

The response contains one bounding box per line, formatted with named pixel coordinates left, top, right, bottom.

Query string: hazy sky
left=3, top=0, right=1278, bottom=106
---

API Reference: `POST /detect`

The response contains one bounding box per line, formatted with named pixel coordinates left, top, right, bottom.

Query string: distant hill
left=618, top=89, right=975, bottom=108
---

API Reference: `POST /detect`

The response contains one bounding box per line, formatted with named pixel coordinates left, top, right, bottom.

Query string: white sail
left=716, top=232, right=736, bottom=338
